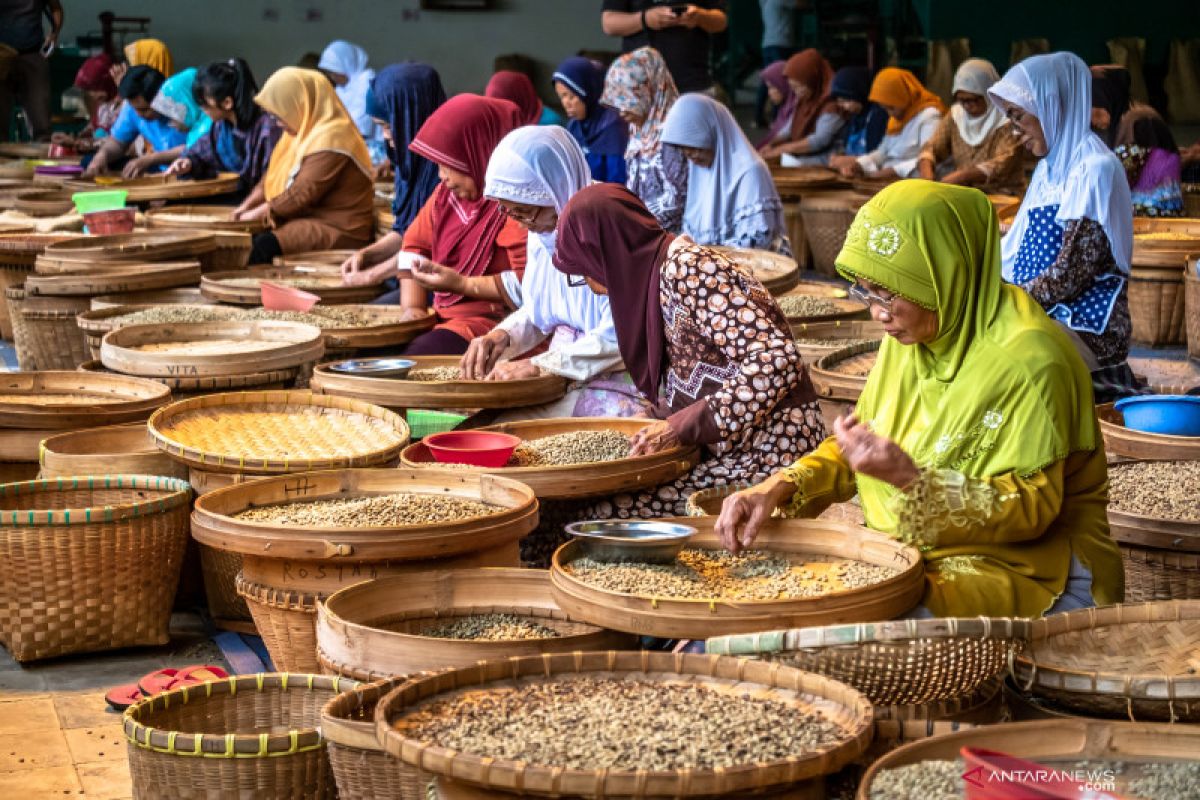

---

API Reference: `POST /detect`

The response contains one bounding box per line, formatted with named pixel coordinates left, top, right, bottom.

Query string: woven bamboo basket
left=12, top=188, right=74, bottom=216
left=90, top=287, right=213, bottom=310
left=790, top=319, right=885, bottom=363
left=39, top=422, right=186, bottom=479
left=201, top=231, right=252, bottom=271
left=101, top=320, right=324, bottom=378
left=38, top=230, right=216, bottom=270
left=200, top=268, right=380, bottom=305
left=770, top=165, right=841, bottom=196
left=377, top=651, right=872, bottom=799
left=1132, top=217, right=1200, bottom=257
left=198, top=543, right=251, bottom=627
left=799, top=191, right=863, bottom=276
left=65, top=172, right=240, bottom=203
left=0, top=232, right=75, bottom=338
left=849, top=175, right=897, bottom=198
left=6, top=288, right=90, bottom=369
left=776, top=292, right=870, bottom=326
left=550, top=516, right=924, bottom=639
left=322, top=677, right=424, bottom=800
left=25, top=260, right=202, bottom=296
left=144, top=204, right=268, bottom=233
left=706, top=617, right=1030, bottom=706
left=685, top=482, right=867, bottom=527
left=123, top=672, right=357, bottom=800
left=864, top=675, right=1007, bottom=761
left=317, top=569, right=636, bottom=680
left=810, top=340, right=879, bottom=427
left=857, top=718, right=1200, bottom=800
left=192, top=469, right=537, bottom=671
left=1186, top=260, right=1200, bottom=359
left=79, top=360, right=298, bottom=399
left=1107, top=463, right=1200, bottom=601
left=1097, top=403, right=1200, bottom=460
left=0, top=370, right=169, bottom=429
left=1128, top=252, right=1186, bottom=346
left=1010, top=600, right=1200, bottom=722
left=275, top=249, right=359, bottom=268
left=400, top=417, right=699, bottom=500
left=0, top=474, right=191, bottom=662
left=148, top=390, right=409, bottom=474
left=312, top=355, right=569, bottom=413
left=707, top=245, right=800, bottom=296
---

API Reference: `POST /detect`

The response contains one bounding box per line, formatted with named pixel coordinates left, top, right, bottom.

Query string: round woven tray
left=321, top=677, right=423, bottom=800
left=38, top=231, right=216, bottom=269
left=1097, top=403, right=1200, bottom=461
left=857, top=718, right=1200, bottom=800
left=90, top=287, right=212, bottom=310
left=200, top=268, right=381, bottom=305
left=12, top=188, right=74, bottom=216
left=124, top=673, right=356, bottom=799
left=100, top=320, right=324, bottom=378
left=0, top=233, right=76, bottom=267
left=1010, top=600, right=1200, bottom=722
left=777, top=293, right=870, bottom=325
left=274, top=249, right=358, bottom=268
left=64, top=172, right=239, bottom=202
left=0, top=370, right=170, bottom=429
left=811, top=340, right=880, bottom=402
left=79, top=359, right=298, bottom=395
left=770, top=166, right=843, bottom=195
left=144, top=204, right=268, bottom=233
left=400, top=417, right=700, bottom=500
left=550, top=516, right=924, bottom=639
left=39, top=422, right=187, bottom=480
left=317, top=569, right=636, bottom=680
left=706, top=616, right=1031, bottom=706
left=312, top=355, right=569, bottom=411
left=376, top=651, right=873, bottom=799
left=148, top=390, right=409, bottom=474
left=790, top=319, right=885, bottom=363
left=708, top=245, right=800, bottom=295
left=25, top=260, right=201, bottom=296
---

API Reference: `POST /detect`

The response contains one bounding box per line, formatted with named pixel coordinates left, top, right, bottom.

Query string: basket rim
left=1011, top=600, right=1200, bottom=700
left=0, top=474, right=191, bottom=526
left=376, top=650, right=873, bottom=795
left=706, top=616, right=1033, bottom=656
left=41, top=230, right=216, bottom=258
left=147, top=390, right=410, bottom=472
left=123, top=672, right=358, bottom=758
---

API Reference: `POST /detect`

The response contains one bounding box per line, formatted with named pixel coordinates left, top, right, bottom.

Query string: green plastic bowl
left=72, top=190, right=128, bottom=214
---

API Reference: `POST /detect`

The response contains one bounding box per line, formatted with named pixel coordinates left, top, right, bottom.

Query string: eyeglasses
left=499, top=203, right=542, bottom=225
left=848, top=282, right=895, bottom=312
left=566, top=274, right=588, bottom=288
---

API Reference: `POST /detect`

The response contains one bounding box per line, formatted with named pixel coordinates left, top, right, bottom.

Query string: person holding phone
left=600, top=0, right=727, bottom=95
left=0, top=0, right=63, bottom=142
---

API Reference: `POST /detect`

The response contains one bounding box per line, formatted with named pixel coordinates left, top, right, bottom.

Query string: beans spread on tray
left=568, top=548, right=897, bottom=600
left=406, top=366, right=462, bottom=381
left=393, top=677, right=847, bottom=770
left=415, top=613, right=561, bottom=641
left=777, top=295, right=841, bottom=318
left=0, top=393, right=127, bottom=404
left=234, top=493, right=501, bottom=527
left=110, top=305, right=375, bottom=328
left=1108, top=460, right=1200, bottom=522
left=509, top=430, right=631, bottom=466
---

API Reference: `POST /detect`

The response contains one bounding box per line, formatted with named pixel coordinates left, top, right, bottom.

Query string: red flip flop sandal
left=136, top=668, right=179, bottom=698
left=104, top=684, right=143, bottom=712
left=174, top=664, right=229, bottom=683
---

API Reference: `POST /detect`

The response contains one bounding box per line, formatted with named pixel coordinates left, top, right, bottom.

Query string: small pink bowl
left=260, top=280, right=319, bottom=311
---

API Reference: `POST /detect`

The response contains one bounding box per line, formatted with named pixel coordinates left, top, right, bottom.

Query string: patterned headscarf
left=600, top=47, right=678, bottom=159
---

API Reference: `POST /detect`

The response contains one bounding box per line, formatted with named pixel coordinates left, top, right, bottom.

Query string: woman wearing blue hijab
left=341, top=62, right=447, bottom=288
left=553, top=57, right=628, bottom=184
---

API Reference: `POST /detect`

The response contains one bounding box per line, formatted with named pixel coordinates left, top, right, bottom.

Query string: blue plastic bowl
left=1114, top=395, right=1200, bottom=437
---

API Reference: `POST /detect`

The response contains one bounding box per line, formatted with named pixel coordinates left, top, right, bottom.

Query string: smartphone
left=39, top=40, right=56, bottom=58
left=669, top=4, right=689, bottom=13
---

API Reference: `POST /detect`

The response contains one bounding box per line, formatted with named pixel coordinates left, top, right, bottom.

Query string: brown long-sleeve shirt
left=267, top=150, right=374, bottom=253
left=919, top=116, right=1025, bottom=195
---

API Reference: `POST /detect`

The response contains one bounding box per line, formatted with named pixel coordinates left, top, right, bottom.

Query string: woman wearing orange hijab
left=831, top=67, right=944, bottom=179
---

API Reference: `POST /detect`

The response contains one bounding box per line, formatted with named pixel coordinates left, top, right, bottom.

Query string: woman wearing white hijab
left=660, top=93, right=792, bottom=255
left=318, top=40, right=383, bottom=159
left=988, top=52, right=1135, bottom=396
left=459, top=125, right=649, bottom=420
left=917, top=58, right=1024, bottom=193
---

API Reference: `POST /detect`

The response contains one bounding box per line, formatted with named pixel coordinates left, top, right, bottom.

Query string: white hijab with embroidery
left=989, top=52, right=1132, bottom=277
left=950, top=58, right=1007, bottom=147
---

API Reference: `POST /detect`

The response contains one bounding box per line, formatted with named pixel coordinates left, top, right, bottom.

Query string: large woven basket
left=1186, top=267, right=1200, bottom=360
left=322, top=677, right=426, bottom=800
left=199, top=544, right=251, bottom=624
left=4, top=287, right=89, bottom=369
left=1128, top=258, right=1186, bottom=346
left=1120, top=545, right=1200, bottom=602
left=124, top=673, right=357, bottom=800
left=799, top=191, right=862, bottom=276
left=707, top=617, right=1031, bottom=706
left=0, top=475, right=191, bottom=662
left=376, top=652, right=873, bottom=798
left=1010, top=600, right=1200, bottom=722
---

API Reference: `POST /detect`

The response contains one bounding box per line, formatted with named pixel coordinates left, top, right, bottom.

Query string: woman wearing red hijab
left=387, top=94, right=529, bottom=355
left=53, top=54, right=121, bottom=153
left=485, top=70, right=564, bottom=127
left=550, top=183, right=825, bottom=518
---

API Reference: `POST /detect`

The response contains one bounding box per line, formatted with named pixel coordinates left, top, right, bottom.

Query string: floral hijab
left=601, top=47, right=678, bottom=159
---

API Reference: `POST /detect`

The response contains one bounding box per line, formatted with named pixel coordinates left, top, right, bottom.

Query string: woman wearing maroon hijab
left=387, top=94, right=528, bottom=355
left=485, top=70, right=565, bottom=127
left=552, top=183, right=826, bottom=517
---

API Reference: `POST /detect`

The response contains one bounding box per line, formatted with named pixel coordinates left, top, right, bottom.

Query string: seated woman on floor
left=832, top=67, right=944, bottom=180
left=715, top=180, right=1124, bottom=619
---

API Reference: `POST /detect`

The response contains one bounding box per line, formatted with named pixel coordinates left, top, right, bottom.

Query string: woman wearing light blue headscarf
left=318, top=40, right=383, bottom=162
left=661, top=93, right=791, bottom=255
left=151, top=68, right=213, bottom=147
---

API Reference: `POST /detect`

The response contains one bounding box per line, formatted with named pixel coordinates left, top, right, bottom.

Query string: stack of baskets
left=1187, top=253, right=1200, bottom=360
left=1128, top=218, right=1199, bottom=347
left=144, top=204, right=264, bottom=270
left=0, top=233, right=76, bottom=357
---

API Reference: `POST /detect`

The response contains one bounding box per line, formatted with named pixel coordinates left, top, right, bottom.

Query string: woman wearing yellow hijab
left=831, top=68, right=944, bottom=180
left=123, top=39, right=173, bottom=77
left=715, top=180, right=1123, bottom=619
left=233, top=67, right=374, bottom=263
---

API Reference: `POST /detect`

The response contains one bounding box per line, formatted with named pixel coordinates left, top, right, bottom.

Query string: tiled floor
left=0, top=614, right=226, bottom=798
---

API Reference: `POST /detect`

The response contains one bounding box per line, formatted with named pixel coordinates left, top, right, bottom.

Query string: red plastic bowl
left=83, top=207, right=136, bottom=234
left=423, top=431, right=521, bottom=468
left=260, top=280, right=319, bottom=311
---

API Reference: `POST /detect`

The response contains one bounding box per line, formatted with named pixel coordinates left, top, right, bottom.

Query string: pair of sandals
left=105, top=664, right=230, bottom=711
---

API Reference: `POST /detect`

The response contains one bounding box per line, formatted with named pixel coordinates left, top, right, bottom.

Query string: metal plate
left=564, top=520, right=696, bottom=563
left=327, top=357, right=416, bottom=378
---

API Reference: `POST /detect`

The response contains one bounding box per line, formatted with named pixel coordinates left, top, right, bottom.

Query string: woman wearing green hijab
left=715, top=180, right=1123, bottom=619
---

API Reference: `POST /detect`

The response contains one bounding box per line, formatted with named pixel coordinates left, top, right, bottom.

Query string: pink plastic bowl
left=423, top=431, right=521, bottom=468
left=260, top=280, right=319, bottom=312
